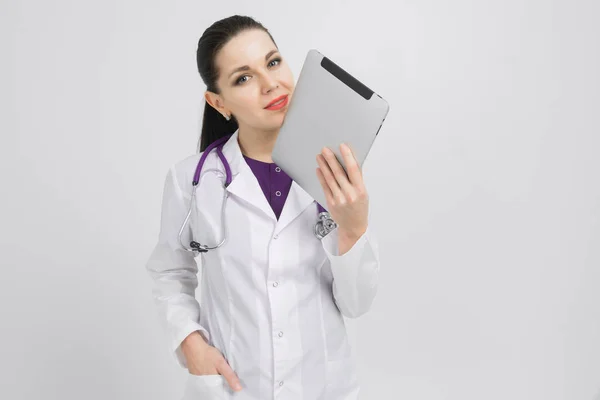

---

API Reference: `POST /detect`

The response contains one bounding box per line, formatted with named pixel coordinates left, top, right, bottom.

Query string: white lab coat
left=146, top=129, right=380, bottom=400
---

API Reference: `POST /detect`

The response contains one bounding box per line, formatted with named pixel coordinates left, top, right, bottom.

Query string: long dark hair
left=196, top=15, right=278, bottom=153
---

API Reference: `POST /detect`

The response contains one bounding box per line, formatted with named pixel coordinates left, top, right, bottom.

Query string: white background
left=2, top=0, right=599, bottom=399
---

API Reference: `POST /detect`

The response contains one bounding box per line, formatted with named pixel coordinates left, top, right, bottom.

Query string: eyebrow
left=227, top=49, right=280, bottom=79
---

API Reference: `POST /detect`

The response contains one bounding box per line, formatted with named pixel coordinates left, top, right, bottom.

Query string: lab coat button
left=278, top=331, right=284, bottom=337
left=272, top=281, right=279, bottom=287
left=278, top=381, right=284, bottom=387
left=273, top=234, right=279, bottom=239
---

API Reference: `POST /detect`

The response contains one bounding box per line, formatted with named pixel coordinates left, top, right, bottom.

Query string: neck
left=237, top=124, right=279, bottom=163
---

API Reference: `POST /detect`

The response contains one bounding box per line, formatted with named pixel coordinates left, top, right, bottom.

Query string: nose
left=260, top=73, right=279, bottom=94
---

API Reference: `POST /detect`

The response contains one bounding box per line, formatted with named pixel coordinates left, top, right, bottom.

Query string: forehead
left=215, top=29, right=276, bottom=75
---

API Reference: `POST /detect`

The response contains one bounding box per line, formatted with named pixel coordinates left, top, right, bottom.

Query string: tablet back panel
left=272, top=49, right=389, bottom=209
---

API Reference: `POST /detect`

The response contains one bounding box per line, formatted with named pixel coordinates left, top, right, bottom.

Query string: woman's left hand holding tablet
left=315, top=143, right=369, bottom=241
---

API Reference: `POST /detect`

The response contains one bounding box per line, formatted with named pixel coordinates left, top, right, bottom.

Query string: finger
left=321, top=147, right=355, bottom=196
left=189, top=368, right=218, bottom=376
left=340, top=143, right=364, bottom=188
left=216, top=358, right=243, bottom=392
left=316, top=167, right=334, bottom=205
left=316, top=154, right=343, bottom=201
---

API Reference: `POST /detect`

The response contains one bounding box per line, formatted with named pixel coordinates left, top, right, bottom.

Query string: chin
left=262, top=119, right=284, bottom=132
left=264, top=112, right=286, bottom=124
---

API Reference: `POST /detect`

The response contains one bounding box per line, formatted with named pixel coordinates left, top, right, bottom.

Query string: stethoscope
left=178, top=133, right=338, bottom=253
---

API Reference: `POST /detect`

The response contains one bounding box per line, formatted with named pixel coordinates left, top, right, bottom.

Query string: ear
left=205, top=91, right=229, bottom=118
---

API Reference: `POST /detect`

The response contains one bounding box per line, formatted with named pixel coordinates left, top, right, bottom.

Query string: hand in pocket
left=183, top=337, right=242, bottom=392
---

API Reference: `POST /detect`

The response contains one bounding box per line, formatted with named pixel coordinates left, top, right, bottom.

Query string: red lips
left=265, top=95, right=288, bottom=109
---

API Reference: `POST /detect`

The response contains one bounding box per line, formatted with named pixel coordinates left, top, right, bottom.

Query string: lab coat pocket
left=181, top=373, right=227, bottom=400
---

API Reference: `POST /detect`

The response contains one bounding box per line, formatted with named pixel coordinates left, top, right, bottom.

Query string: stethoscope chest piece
left=189, top=241, right=209, bottom=253
left=314, top=212, right=337, bottom=240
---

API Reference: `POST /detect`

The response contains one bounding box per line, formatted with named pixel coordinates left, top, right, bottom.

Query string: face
left=205, top=29, right=295, bottom=132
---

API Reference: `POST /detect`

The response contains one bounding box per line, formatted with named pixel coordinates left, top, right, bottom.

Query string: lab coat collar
left=221, top=129, right=315, bottom=234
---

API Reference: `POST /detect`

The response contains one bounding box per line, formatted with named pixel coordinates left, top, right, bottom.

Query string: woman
left=146, top=15, right=380, bottom=400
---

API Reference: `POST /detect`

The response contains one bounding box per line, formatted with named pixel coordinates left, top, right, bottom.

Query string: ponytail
left=197, top=100, right=238, bottom=153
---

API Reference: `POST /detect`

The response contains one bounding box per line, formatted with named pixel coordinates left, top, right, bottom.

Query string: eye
left=268, top=57, right=282, bottom=67
left=235, top=75, right=249, bottom=85
left=234, top=58, right=282, bottom=86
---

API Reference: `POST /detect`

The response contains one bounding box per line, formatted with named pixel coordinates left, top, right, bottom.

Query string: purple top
left=243, top=155, right=293, bottom=220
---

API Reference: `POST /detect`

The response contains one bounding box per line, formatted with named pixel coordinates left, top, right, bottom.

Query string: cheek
left=281, top=69, right=295, bottom=89
left=231, top=91, right=259, bottom=116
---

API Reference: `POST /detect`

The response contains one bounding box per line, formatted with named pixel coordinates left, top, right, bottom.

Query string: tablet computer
left=272, top=49, right=389, bottom=210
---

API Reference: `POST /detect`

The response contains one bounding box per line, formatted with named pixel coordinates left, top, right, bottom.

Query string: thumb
left=216, top=358, right=242, bottom=392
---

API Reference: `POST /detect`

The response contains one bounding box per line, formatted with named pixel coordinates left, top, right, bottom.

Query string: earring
left=224, top=114, right=230, bottom=121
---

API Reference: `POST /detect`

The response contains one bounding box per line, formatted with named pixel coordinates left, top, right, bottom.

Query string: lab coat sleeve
left=320, top=222, right=380, bottom=319
left=145, top=165, right=211, bottom=369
